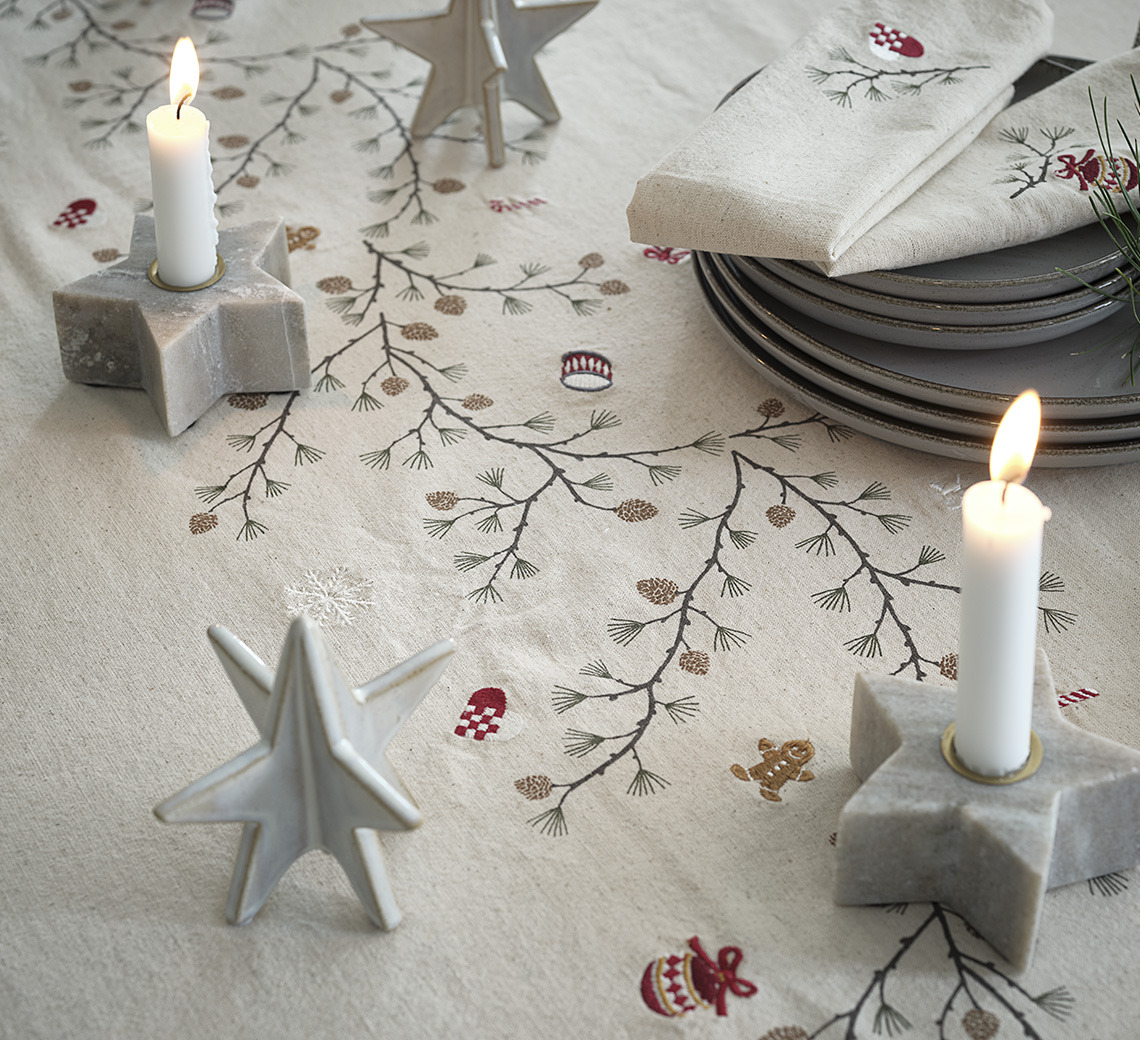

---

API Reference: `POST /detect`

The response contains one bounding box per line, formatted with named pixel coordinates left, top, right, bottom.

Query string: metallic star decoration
left=155, top=617, right=454, bottom=928
left=54, top=215, right=309, bottom=436
left=835, top=649, right=1140, bottom=972
left=362, top=0, right=597, bottom=166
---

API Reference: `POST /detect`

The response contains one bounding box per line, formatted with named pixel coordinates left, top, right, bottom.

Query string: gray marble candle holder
left=835, top=649, right=1140, bottom=972
left=54, top=215, right=310, bottom=436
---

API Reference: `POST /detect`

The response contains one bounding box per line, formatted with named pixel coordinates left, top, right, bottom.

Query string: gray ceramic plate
left=743, top=254, right=1127, bottom=326
left=699, top=253, right=1140, bottom=446
left=705, top=252, right=1140, bottom=421
left=739, top=258, right=1125, bottom=350
left=693, top=255, right=1140, bottom=467
left=837, top=219, right=1127, bottom=304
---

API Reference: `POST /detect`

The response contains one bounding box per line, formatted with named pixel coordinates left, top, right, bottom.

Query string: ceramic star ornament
left=155, top=617, right=454, bottom=928
left=362, top=0, right=598, bottom=166
left=835, top=649, right=1140, bottom=972
left=53, top=215, right=309, bottom=436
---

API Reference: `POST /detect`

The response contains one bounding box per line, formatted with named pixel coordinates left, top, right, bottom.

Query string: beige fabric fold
left=824, top=48, right=1140, bottom=275
left=626, top=0, right=1053, bottom=264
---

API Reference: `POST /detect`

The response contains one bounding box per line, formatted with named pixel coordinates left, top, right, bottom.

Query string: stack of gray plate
left=695, top=221, right=1140, bottom=468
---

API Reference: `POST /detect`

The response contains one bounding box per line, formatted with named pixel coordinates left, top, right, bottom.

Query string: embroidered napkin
left=823, top=49, right=1140, bottom=276
left=626, top=0, right=1053, bottom=265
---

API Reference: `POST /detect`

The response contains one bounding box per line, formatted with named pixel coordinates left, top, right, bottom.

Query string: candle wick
left=176, top=92, right=192, bottom=119
left=1001, top=480, right=1009, bottom=505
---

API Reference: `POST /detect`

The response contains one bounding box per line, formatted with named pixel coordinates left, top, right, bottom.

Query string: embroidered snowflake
left=284, top=567, right=375, bottom=627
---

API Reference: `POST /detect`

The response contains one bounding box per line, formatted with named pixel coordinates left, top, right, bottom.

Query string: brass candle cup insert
left=147, top=254, right=226, bottom=292
left=940, top=723, right=1043, bottom=785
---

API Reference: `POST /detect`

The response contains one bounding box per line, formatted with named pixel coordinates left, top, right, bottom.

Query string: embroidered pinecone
left=236, top=174, right=260, bottom=189
left=68, top=80, right=93, bottom=93
left=228, top=393, right=267, bottom=410
left=514, top=775, right=552, bottom=800
left=432, top=177, right=466, bottom=194
left=962, top=1009, right=1000, bottom=1040
left=52, top=5, right=72, bottom=17
left=637, top=578, right=678, bottom=605
left=599, top=279, right=630, bottom=296
left=426, top=491, right=458, bottom=511
left=401, top=322, right=438, bottom=341
left=679, top=650, right=710, bottom=675
left=189, top=513, right=219, bottom=535
left=212, top=85, right=245, bottom=100
left=92, top=248, right=121, bottom=263
left=766, top=504, right=795, bottom=528
left=316, top=275, right=352, bottom=295
left=758, top=1029, right=809, bottom=1040
left=939, top=653, right=959, bottom=681
left=615, top=499, right=658, bottom=522
left=111, top=19, right=135, bottom=30
left=341, top=22, right=362, bottom=36
left=462, top=393, right=493, bottom=410
left=329, top=89, right=352, bottom=104
left=217, top=134, right=250, bottom=149
left=380, top=376, right=410, bottom=396
left=578, top=252, right=605, bottom=269
left=434, top=294, right=467, bottom=315
left=757, top=397, right=786, bottom=418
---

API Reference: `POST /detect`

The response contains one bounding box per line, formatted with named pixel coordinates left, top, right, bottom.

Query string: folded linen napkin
left=626, top=0, right=1053, bottom=265
left=823, top=49, right=1140, bottom=276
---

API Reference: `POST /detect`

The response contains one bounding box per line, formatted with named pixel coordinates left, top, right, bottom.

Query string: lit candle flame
left=169, top=37, right=199, bottom=111
left=990, top=389, right=1041, bottom=485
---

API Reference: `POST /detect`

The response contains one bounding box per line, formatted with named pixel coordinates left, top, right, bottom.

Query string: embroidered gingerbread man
left=731, top=738, right=815, bottom=802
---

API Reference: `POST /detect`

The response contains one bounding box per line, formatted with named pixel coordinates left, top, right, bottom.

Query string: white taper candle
left=146, top=38, right=218, bottom=287
left=955, top=391, right=1050, bottom=777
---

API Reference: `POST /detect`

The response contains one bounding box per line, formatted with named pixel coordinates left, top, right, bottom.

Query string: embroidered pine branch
left=805, top=53, right=989, bottom=108
left=997, top=124, right=1078, bottom=198
left=809, top=903, right=1071, bottom=1039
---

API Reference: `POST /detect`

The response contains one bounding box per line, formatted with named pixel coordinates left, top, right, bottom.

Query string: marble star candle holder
left=54, top=214, right=310, bottom=436
left=834, top=649, right=1140, bottom=972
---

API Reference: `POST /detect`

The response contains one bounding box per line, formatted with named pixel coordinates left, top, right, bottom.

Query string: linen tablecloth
left=3, top=0, right=1140, bottom=1037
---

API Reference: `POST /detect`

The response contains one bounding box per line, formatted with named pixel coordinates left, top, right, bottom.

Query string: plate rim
left=704, top=251, right=1140, bottom=416
left=700, top=253, right=1140, bottom=442
left=744, top=254, right=1127, bottom=322
left=693, top=254, right=1140, bottom=465
left=733, top=253, right=1125, bottom=348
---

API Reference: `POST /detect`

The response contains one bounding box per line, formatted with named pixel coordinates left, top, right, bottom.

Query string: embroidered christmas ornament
left=560, top=350, right=613, bottom=391
left=867, top=22, right=924, bottom=60
left=51, top=198, right=103, bottom=230
left=640, top=936, right=757, bottom=1017
left=1054, top=149, right=1138, bottom=194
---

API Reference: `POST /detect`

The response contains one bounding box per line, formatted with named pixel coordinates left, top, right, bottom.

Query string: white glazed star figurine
left=362, top=0, right=598, bottom=166
left=155, top=617, right=454, bottom=928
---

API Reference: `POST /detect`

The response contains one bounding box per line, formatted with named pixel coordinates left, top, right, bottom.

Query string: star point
left=155, top=616, right=454, bottom=928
